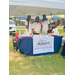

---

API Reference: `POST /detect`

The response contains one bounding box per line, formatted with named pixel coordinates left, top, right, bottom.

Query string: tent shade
left=9, top=0, right=65, bottom=16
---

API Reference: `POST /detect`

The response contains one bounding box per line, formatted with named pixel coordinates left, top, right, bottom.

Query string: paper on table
left=22, top=36, right=27, bottom=38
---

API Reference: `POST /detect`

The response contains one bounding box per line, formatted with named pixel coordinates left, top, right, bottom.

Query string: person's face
left=36, top=17, right=39, bottom=22
left=43, top=15, right=46, bottom=19
left=28, top=16, right=31, bottom=21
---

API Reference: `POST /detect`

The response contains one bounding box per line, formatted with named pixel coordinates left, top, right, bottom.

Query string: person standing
left=32, top=16, right=41, bottom=35
left=25, top=15, right=32, bottom=30
left=42, top=14, right=50, bottom=34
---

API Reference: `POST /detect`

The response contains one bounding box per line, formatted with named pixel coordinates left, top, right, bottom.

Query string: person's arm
left=47, top=19, right=50, bottom=29
left=48, top=24, right=50, bottom=29
left=48, top=19, right=51, bottom=30
left=26, top=25, right=28, bottom=29
left=25, top=20, right=28, bottom=29
left=48, top=20, right=53, bottom=33
left=32, top=28, right=36, bottom=34
left=32, top=23, right=36, bottom=34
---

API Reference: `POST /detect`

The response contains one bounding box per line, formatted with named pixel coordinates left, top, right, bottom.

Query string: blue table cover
left=61, top=42, right=65, bottom=56
left=16, top=36, right=62, bottom=56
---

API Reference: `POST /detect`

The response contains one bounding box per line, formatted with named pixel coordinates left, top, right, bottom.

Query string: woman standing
left=25, top=15, right=32, bottom=30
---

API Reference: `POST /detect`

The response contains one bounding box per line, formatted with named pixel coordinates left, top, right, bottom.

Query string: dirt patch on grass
left=22, top=65, right=32, bottom=69
left=15, top=56, right=23, bottom=61
left=26, top=72, right=41, bottom=75
left=49, top=66, right=53, bottom=70
left=9, top=51, right=23, bottom=61
left=9, top=56, right=14, bottom=61
left=28, top=55, right=43, bottom=59
left=9, top=51, right=43, bottom=61
left=53, top=73, right=58, bottom=75
left=36, top=63, right=41, bottom=68
left=9, top=37, right=12, bottom=41
left=19, top=54, right=25, bottom=57
left=19, top=62, right=23, bottom=65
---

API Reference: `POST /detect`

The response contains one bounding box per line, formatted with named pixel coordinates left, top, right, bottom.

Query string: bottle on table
left=24, top=29, right=27, bottom=34
left=19, top=31, right=21, bottom=35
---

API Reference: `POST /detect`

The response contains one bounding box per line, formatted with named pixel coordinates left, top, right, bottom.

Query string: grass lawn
left=9, top=26, right=65, bottom=75
left=17, top=26, right=26, bottom=30
left=58, top=29, right=65, bottom=36
left=56, top=26, right=64, bottom=29
left=17, top=30, right=25, bottom=34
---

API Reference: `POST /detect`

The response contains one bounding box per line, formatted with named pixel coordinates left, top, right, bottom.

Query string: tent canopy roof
left=9, top=0, right=65, bottom=16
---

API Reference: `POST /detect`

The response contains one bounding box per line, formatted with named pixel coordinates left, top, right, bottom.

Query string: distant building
left=13, top=16, right=27, bottom=26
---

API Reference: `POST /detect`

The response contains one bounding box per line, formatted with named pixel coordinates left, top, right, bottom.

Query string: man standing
left=42, top=14, right=50, bottom=34
left=32, top=16, right=41, bottom=34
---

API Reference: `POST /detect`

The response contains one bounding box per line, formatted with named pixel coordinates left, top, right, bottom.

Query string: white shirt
left=32, top=21, right=41, bottom=33
left=25, top=20, right=32, bottom=30
left=51, top=21, right=53, bottom=23
left=42, top=18, right=50, bottom=31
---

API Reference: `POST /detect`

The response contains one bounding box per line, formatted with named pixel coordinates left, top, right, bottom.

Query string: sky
left=10, top=0, right=65, bottom=3
left=43, top=0, right=65, bottom=3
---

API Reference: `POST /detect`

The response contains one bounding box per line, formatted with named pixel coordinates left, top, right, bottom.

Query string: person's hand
left=47, top=30, right=49, bottom=33
left=49, top=28, right=52, bottom=30
left=32, top=28, right=36, bottom=34
left=52, top=30, right=54, bottom=33
left=33, top=31, right=36, bottom=34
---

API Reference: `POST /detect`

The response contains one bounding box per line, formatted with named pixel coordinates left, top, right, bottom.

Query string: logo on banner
left=36, top=39, right=52, bottom=48
left=37, top=39, right=50, bottom=45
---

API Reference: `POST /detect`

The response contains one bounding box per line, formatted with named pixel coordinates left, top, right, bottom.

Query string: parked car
left=9, top=19, right=17, bottom=35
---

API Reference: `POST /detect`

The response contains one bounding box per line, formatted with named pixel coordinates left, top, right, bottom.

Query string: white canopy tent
left=9, top=0, right=65, bottom=16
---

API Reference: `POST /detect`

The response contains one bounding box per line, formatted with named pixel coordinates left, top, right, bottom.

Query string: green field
left=17, top=27, right=26, bottom=30
left=9, top=26, right=65, bottom=75
left=58, top=29, right=65, bottom=36
left=56, top=26, right=63, bottom=29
